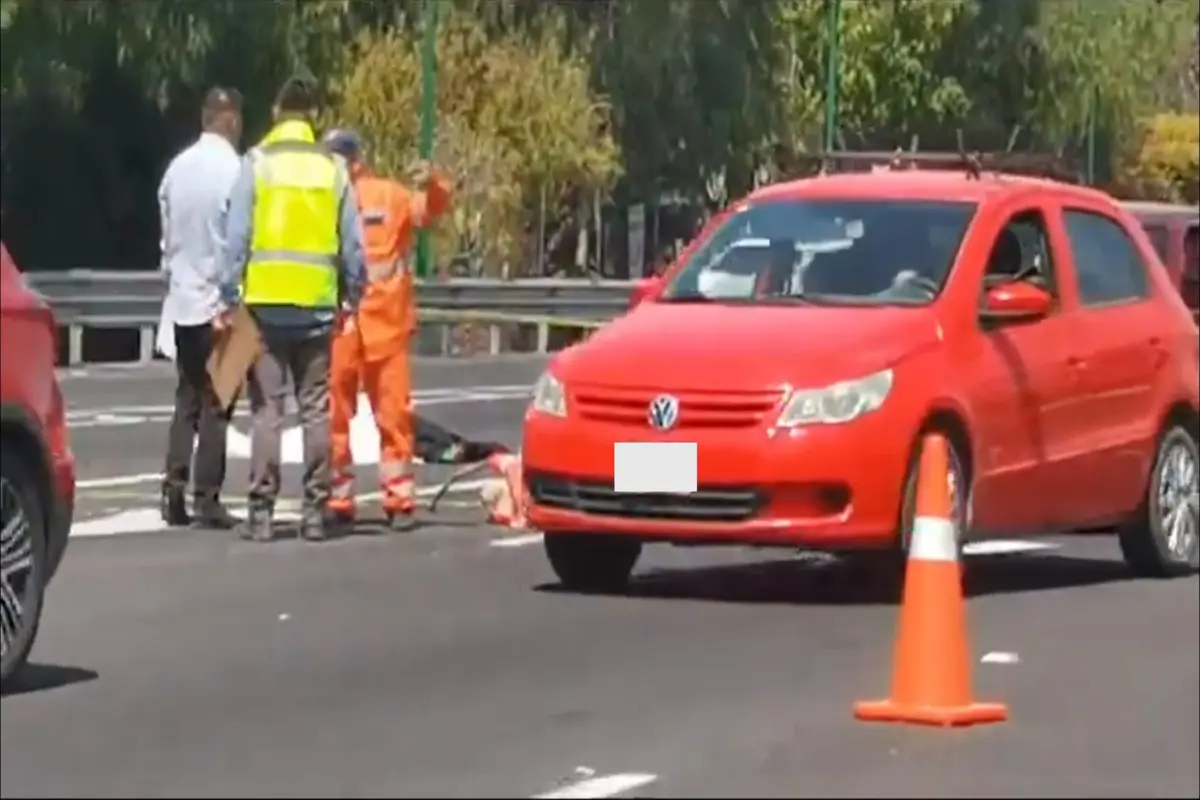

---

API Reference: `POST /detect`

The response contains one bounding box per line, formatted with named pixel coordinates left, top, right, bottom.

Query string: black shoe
left=387, top=510, right=418, bottom=532
left=300, top=518, right=330, bottom=542
left=192, top=502, right=239, bottom=530
left=161, top=488, right=190, bottom=526
left=236, top=509, right=274, bottom=543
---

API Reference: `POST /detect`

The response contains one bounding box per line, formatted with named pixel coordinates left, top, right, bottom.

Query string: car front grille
left=527, top=472, right=764, bottom=522
left=572, top=386, right=782, bottom=430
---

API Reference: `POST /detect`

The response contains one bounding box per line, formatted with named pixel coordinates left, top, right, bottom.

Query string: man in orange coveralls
left=323, top=129, right=452, bottom=531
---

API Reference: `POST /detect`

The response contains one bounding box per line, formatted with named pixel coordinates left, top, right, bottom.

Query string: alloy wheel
left=1157, top=440, right=1199, bottom=563
left=0, top=475, right=35, bottom=660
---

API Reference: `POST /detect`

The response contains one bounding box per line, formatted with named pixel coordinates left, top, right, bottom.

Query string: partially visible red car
left=524, top=165, right=1200, bottom=591
left=1124, top=200, right=1199, bottom=318
left=0, top=241, right=76, bottom=684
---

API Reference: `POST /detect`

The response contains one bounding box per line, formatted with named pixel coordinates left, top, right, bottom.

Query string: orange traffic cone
left=853, top=433, right=1008, bottom=727
left=483, top=452, right=527, bottom=529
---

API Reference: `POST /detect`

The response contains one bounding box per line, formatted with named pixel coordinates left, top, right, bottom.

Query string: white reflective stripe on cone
left=908, top=516, right=959, bottom=562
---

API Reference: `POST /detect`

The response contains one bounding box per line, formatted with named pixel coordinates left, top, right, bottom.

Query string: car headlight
left=776, top=368, right=893, bottom=427
left=531, top=371, right=567, bottom=417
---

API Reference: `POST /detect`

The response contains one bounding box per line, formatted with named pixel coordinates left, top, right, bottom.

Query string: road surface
left=2, top=358, right=1197, bottom=798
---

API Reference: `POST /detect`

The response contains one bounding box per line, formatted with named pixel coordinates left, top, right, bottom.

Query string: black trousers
left=163, top=322, right=232, bottom=507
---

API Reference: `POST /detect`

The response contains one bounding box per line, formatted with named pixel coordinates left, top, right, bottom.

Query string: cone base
left=853, top=698, right=1008, bottom=727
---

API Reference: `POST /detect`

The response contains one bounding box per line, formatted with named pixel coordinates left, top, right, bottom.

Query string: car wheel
left=898, top=434, right=970, bottom=554
left=0, top=449, right=48, bottom=686
left=544, top=533, right=642, bottom=592
left=1118, top=425, right=1199, bottom=578
left=852, top=435, right=970, bottom=587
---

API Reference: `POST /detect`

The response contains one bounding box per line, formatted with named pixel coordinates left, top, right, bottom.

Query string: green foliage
left=327, top=7, right=620, bottom=274
left=1119, top=113, right=1200, bottom=203
left=1, top=0, right=1196, bottom=272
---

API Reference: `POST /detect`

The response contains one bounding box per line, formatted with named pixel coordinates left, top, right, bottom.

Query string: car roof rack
left=796, top=132, right=1082, bottom=184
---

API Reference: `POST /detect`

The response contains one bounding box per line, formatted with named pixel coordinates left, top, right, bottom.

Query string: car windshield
left=661, top=198, right=978, bottom=306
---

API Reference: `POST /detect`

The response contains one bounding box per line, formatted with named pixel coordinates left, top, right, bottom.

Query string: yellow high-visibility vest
left=243, top=120, right=341, bottom=308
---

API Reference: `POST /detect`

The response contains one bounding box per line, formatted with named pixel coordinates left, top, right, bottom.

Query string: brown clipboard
left=206, top=304, right=262, bottom=412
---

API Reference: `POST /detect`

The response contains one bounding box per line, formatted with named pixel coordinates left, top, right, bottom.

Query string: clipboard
left=206, top=305, right=262, bottom=413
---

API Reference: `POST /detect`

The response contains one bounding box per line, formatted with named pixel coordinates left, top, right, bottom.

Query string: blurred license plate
left=613, top=442, right=697, bottom=494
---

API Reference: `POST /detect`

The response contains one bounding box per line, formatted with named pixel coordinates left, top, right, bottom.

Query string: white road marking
left=68, top=389, right=531, bottom=430
left=488, top=533, right=1062, bottom=554
left=77, top=473, right=166, bottom=489
left=533, top=772, right=658, bottom=799
left=70, top=507, right=302, bottom=537
left=490, top=532, right=545, bottom=548
left=963, top=539, right=1059, bottom=556
left=67, top=384, right=532, bottom=420
left=69, top=479, right=492, bottom=538
left=981, top=651, right=1020, bottom=664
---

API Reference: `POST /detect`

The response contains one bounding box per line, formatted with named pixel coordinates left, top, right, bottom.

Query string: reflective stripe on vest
left=360, top=190, right=410, bottom=282
left=245, top=130, right=341, bottom=308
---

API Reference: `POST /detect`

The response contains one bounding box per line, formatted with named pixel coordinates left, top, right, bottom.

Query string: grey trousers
left=247, top=332, right=332, bottom=519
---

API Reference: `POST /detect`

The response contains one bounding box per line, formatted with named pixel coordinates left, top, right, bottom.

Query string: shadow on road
left=1, top=664, right=99, bottom=697
left=538, top=551, right=1134, bottom=607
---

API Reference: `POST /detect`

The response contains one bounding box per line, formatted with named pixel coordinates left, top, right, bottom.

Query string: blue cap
left=323, top=128, right=363, bottom=159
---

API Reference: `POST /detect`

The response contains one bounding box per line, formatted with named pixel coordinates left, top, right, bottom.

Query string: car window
left=981, top=208, right=1059, bottom=300
left=661, top=199, right=977, bottom=306
left=1141, top=224, right=1172, bottom=264
left=1062, top=209, right=1150, bottom=307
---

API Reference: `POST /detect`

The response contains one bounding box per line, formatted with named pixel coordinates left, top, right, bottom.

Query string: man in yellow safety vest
left=218, top=74, right=366, bottom=543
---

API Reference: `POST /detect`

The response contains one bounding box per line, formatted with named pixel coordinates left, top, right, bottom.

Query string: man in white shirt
left=158, top=87, right=243, bottom=528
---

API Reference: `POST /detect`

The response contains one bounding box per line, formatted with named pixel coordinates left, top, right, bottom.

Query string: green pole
left=1085, top=86, right=1098, bottom=186
left=822, top=0, right=841, bottom=153
left=415, top=0, right=439, bottom=279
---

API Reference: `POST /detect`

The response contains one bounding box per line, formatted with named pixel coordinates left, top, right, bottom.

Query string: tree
left=328, top=7, right=620, bottom=276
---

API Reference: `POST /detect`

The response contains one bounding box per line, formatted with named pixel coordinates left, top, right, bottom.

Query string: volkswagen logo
left=648, top=394, right=680, bottom=431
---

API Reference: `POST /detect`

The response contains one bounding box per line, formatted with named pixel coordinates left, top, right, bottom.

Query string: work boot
left=161, top=487, right=190, bottom=527
left=192, top=500, right=239, bottom=530
left=327, top=505, right=356, bottom=528
left=236, top=506, right=274, bottom=543
left=300, top=513, right=332, bottom=542
left=386, top=508, right=418, bottom=533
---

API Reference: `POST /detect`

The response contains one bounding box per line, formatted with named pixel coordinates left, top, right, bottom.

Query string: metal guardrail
left=26, top=271, right=632, bottom=365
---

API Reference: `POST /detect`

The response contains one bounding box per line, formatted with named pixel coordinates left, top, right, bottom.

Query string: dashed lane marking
left=962, top=539, right=1059, bottom=556
left=490, top=533, right=546, bottom=548
left=70, top=479, right=492, bottom=537
left=533, top=772, right=658, bottom=799
left=491, top=532, right=1064, bottom=555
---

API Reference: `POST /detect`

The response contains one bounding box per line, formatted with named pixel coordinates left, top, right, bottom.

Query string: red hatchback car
left=0, top=241, right=76, bottom=684
left=523, top=165, right=1200, bottom=591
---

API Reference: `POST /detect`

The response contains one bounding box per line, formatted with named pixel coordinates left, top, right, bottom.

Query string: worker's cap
left=323, top=128, right=364, bottom=159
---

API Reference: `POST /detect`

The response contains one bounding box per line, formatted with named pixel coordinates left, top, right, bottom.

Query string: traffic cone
left=483, top=452, right=527, bottom=529
left=853, top=433, right=1008, bottom=728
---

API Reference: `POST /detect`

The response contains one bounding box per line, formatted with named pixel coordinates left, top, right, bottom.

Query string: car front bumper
left=46, top=447, right=75, bottom=582
left=522, top=408, right=913, bottom=550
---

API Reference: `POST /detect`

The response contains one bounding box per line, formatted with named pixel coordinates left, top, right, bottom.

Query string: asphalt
left=2, top=358, right=1197, bottom=798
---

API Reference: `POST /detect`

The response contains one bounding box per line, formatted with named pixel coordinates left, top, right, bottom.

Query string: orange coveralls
left=329, top=167, right=452, bottom=517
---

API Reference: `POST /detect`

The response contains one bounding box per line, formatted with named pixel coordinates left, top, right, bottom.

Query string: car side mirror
left=980, top=281, right=1052, bottom=323
left=629, top=276, right=664, bottom=309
